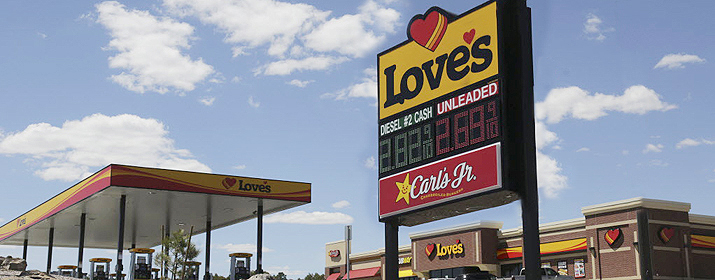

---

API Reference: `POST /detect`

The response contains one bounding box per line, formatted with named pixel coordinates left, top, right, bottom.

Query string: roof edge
left=349, top=245, right=411, bottom=259
left=690, top=213, right=715, bottom=226
left=499, top=217, right=585, bottom=238
left=581, top=197, right=690, bottom=216
left=409, top=221, right=503, bottom=239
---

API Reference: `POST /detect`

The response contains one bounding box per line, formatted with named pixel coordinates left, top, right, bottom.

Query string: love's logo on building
left=378, top=2, right=499, bottom=120
left=425, top=240, right=465, bottom=260
left=222, top=177, right=272, bottom=193
left=659, top=227, right=675, bottom=244
left=604, top=228, right=622, bottom=246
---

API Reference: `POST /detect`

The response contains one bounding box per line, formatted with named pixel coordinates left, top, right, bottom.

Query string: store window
left=429, top=267, right=481, bottom=279
left=500, top=264, right=522, bottom=277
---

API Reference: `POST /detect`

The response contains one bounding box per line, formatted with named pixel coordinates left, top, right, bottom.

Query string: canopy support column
left=116, top=195, right=126, bottom=277
left=78, top=213, right=87, bottom=278
left=204, top=219, right=211, bottom=280
left=163, top=225, right=170, bottom=280
left=47, top=227, right=54, bottom=274
left=256, top=199, right=263, bottom=274
left=22, top=238, right=28, bottom=260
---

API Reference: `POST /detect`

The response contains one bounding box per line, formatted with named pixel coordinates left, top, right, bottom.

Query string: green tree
left=274, top=272, right=287, bottom=280
left=154, top=229, right=200, bottom=280
left=212, top=274, right=228, bottom=280
left=300, top=273, right=324, bottom=280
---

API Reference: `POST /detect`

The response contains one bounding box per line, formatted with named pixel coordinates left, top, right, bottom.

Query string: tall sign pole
left=345, top=225, right=352, bottom=280
left=378, top=0, right=537, bottom=278
left=499, top=1, right=541, bottom=279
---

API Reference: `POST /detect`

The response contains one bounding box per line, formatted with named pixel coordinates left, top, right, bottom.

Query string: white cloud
left=364, top=156, right=377, bottom=170
left=266, top=266, right=308, bottom=278
left=264, top=211, right=353, bottom=224
left=331, top=200, right=350, bottom=209
left=231, top=76, right=241, bottom=83
left=535, top=85, right=676, bottom=124
left=649, top=159, right=669, bottom=167
left=163, top=0, right=330, bottom=57
left=536, top=151, right=567, bottom=198
left=288, top=79, right=314, bottom=88
left=96, top=1, right=215, bottom=94
left=233, top=165, right=246, bottom=170
left=676, top=138, right=715, bottom=149
left=248, top=96, right=260, bottom=108
left=199, top=96, right=216, bottom=106
left=261, top=56, right=349, bottom=76
left=162, top=0, right=399, bottom=74
left=535, top=121, right=559, bottom=150
left=583, top=13, right=613, bottom=41
left=0, top=114, right=211, bottom=181
left=642, top=143, right=664, bottom=154
left=322, top=67, right=377, bottom=100
left=576, top=147, right=590, bottom=152
left=534, top=120, right=566, bottom=198
left=534, top=85, right=675, bottom=198
left=622, top=150, right=630, bottom=155
left=37, top=32, right=48, bottom=39
left=219, top=243, right=273, bottom=253
left=654, top=53, right=706, bottom=69
left=302, top=0, right=399, bottom=58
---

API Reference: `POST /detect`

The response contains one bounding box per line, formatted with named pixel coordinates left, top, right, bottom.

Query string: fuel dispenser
left=89, top=258, right=112, bottom=280
left=185, top=261, right=201, bottom=280
left=110, top=273, right=126, bottom=280
left=152, top=268, right=160, bottom=280
left=229, top=253, right=252, bottom=280
left=129, top=248, right=155, bottom=280
left=57, top=265, right=77, bottom=277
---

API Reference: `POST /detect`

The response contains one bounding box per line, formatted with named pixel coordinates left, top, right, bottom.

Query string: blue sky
left=1, top=0, right=714, bottom=278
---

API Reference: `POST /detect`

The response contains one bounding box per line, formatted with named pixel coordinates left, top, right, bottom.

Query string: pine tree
left=153, top=229, right=200, bottom=280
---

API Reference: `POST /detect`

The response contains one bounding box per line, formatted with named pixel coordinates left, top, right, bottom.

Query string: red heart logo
left=463, top=29, right=475, bottom=44
left=604, top=228, right=621, bottom=245
left=425, top=243, right=435, bottom=257
left=408, top=10, right=449, bottom=51
left=222, top=178, right=237, bottom=189
left=659, top=227, right=675, bottom=244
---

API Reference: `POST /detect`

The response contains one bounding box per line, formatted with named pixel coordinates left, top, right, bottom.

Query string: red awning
left=326, top=273, right=341, bottom=280
left=342, top=267, right=381, bottom=280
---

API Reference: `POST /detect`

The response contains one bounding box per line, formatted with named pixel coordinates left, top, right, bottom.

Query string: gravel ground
left=0, top=270, right=83, bottom=280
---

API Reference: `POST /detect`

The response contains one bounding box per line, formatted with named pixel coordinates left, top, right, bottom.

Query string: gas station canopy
left=0, top=164, right=311, bottom=249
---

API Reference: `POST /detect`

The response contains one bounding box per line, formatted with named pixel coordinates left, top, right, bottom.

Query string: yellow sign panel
left=378, top=2, right=499, bottom=120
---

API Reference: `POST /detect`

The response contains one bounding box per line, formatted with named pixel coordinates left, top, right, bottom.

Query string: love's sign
left=379, top=3, right=499, bottom=120
left=377, top=0, right=534, bottom=226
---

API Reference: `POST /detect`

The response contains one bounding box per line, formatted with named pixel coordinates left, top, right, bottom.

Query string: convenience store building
left=325, top=197, right=715, bottom=280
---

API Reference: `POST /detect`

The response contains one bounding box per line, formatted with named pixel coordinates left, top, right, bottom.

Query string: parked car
left=501, top=268, right=574, bottom=280
left=455, top=272, right=497, bottom=280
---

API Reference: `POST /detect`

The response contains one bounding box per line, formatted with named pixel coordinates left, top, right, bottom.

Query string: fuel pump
left=152, top=268, right=160, bottom=280
left=229, top=253, right=252, bottom=280
left=89, top=258, right=112, bottom=280
left=57, top=265, right=77, bottom=277
left=129, top=248, right=154, bottom=280
left=185, top=261, right=201, bottom=280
